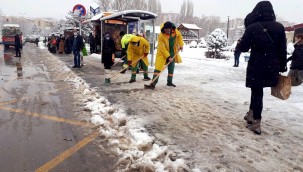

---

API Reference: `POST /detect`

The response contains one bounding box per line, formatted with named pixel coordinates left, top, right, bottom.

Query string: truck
left=1, top=24, right=23, bottom=49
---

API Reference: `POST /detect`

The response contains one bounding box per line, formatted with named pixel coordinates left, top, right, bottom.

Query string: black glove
left=128, top=61, right=132, bottom=66
left=166, top=56, right=172, bottom=64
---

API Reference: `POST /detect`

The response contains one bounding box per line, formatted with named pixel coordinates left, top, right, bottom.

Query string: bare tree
left=185, top=0, right=194, bottom=23
left=111, top=0, right=128, bottom=11
left=147, top=0, right=157, bottom=13
left=179, top=1, right=186, bottom=23
left=95, top=0, right=112, bottom=12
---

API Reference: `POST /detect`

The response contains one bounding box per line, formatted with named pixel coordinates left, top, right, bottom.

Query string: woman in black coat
left=238, top=1, right=287, bottom=134
left=102, top=33, right=116, bottom=69
left=287, top=34, right=303, bottom=79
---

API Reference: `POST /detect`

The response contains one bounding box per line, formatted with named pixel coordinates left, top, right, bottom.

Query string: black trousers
left=15, top=47, right=21, bottom=57
left=249, top=87, right=263, bottom=120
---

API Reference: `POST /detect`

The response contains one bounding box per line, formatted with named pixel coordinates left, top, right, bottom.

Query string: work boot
left=167, top=82, right=176, bottom=87
left=244, top=109, right=254, bottom=124
left=144, top=83, right=155, bottom=90
left=247, top=119, right=261, bottom=135
left=120, top=68, right=127, bottom=74
left=143, top=76, right=151, bottom=81
left=129, top=79, right=136, bottom=83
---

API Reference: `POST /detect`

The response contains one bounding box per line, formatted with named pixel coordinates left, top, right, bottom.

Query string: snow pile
left=65, top=74, right=190, bottom=171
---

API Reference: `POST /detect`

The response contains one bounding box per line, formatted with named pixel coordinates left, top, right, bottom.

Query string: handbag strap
left=257, top=22, right=274, bottom=43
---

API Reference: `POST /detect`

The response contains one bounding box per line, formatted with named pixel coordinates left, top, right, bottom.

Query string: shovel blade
left=104, top=78, right=111, bottom=85
left=144, top=84, right=155, bottom=90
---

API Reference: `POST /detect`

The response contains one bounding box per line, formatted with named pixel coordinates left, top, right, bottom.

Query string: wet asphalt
left=0, top=44, right=115, bottom=172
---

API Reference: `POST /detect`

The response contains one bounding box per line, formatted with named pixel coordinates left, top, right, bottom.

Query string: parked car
left=198, top=41, right=207, bottom=48
left=190, top=41, right=197, bottom=48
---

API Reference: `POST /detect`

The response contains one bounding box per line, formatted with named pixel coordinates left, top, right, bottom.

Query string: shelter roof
left=178, top=23, right=201, bottom=30
left=100, top=10, right=157, bottom=23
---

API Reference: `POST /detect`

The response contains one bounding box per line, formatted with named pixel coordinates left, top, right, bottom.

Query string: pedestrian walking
left=287, top=34, right=303, bottom=83
left=127, top=35, right=151, bottom=83
left=70, top=30, right=84, bottom=68
left=35, top=37, right=39, bottom=47
left=15, top=34, right=21, bottom=57
left=233, top=39, right=241, bottom=67
left=102, top=33, right=116, bottom=69
left=238, top=1, right=287, bottom=135
left=145, top=21, right=184, bottom=89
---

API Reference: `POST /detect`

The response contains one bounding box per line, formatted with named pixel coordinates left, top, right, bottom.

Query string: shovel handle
left=149, top=51, right=180, bottom=85
left=109, top=56, right=144, bottom=80
left=111, top=55, right=126, bottom=67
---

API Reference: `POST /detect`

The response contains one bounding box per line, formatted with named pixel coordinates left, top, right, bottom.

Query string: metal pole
left=100, top=20, right=103, bottom=57
left=227, top=16, right=230, bottom=39
left=151, top=19, right=155, bottom=67
left=79, top=18, right=82, bottom=36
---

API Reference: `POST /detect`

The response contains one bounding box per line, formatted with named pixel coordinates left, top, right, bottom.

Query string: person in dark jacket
left=89, top=33, right=96, bottom=54
left=64, top=35, right=71, bottom=54
left=35, top=37, right=39, bottom=47
left=15, top=34, right=21, bottom=57
left=70, top=30, right=84, bottom=68
left=102, top=33, right=116, bottom=69
left=233, top=39, right=241, bottom=67
left=238, top=1, right=287, bottom=135
left=287, top=34, right=303, bottom=80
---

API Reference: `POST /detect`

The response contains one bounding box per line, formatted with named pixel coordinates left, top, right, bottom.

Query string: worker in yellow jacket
left=145, top=21, right=184, bottom=89
left=120, top=31, right=135, bottom=73
left=127, top=35, right=151, bottom=83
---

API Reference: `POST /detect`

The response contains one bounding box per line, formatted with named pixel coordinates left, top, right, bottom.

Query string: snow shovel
left=111, top=55, right=126, bottom=67
left=144, top=51, right=180, bottom=89
left=104, top=56, right=144, bottom=85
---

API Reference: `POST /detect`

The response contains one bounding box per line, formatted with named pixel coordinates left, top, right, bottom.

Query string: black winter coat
left=239, top=1, right=287, bottom=88
left=15, top=34, right=21, bottom=48
left=289, top=43, right=303, bottom=70
left=102, top=38, right=116, bottom=64
left=70, top=35, right=84, bottom=52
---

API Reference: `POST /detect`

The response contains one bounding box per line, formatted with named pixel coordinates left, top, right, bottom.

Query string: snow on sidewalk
left=47, top=45, right=303, bottom=171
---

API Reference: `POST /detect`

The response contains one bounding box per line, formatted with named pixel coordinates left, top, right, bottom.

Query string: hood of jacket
left=245, top=1, right=276, bottom=27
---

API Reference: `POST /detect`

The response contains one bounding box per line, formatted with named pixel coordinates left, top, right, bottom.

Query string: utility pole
left=19, top=13, right=26, bottom=32
left=226, top=16, right=230, bottom=39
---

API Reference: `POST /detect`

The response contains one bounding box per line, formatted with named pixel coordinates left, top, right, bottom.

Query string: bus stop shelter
left=99, top=10, right=157, bottom=66
left=177, top=23, right=202, bottom=43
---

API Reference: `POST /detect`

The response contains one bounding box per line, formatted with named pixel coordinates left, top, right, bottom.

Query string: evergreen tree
left=205, top=28, right=227, bottom=52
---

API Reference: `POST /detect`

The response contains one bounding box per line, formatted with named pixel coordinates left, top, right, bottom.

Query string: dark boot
left=167, top=83, right=176, bottom=87
left=247, top=119, right=261, bottom=135
left=143, top=76, right=151, bottom=81
left=120, top=68, right=127, bottom=74
left=129, top=79, right=136, bottom=83
left=244, top=109, right=254, bottom=124
left=144, top=83, right=155, bottom=90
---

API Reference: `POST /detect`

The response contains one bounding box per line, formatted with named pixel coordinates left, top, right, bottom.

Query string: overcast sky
left=0, top=0, right=302, bottom=23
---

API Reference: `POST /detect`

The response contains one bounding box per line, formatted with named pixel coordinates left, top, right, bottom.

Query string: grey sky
left=0, top=0, right=302, bottom=23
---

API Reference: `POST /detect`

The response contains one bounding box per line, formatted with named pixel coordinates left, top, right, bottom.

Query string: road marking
left=0, top=85, right=70, bottom=106
left=35, top=131, right=99, bottom=172
left=0, top=106, right=93, bottom=127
